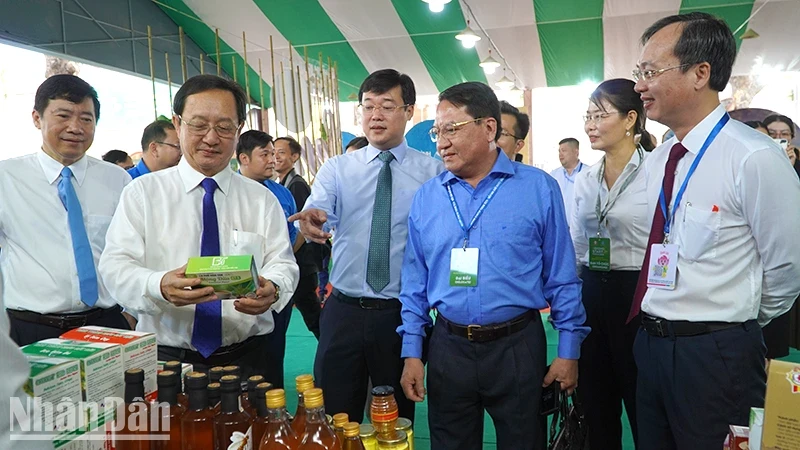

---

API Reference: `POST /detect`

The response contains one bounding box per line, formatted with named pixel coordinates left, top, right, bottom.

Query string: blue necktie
left=57, top=167, right=98, bottom=307
left=192, top=178, right=222, bottom=358
left=366, top=151, right=394, bottom=293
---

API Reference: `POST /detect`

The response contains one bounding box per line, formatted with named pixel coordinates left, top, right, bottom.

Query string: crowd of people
left=2, top=10, right=800, bottom=450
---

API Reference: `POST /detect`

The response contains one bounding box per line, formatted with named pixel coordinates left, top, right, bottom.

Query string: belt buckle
left=467, top=324, right=481, bottom=341
left=358, top=298, right=377, bottom=310
left=652, top=318, right=665, bottom=337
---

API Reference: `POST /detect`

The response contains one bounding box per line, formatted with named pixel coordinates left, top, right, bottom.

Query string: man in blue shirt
left=236, top=129, right=298, bottom=387
left=290, top=69, right=444, bottom=423
left=398, top=82, right=589, bottom=449
left=128, top=119, right=182, bottom=179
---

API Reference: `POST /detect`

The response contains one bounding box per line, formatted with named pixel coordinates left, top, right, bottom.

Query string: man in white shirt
left=0, top=75, right=131, bottom=346
left=98, top=75, right=298, bottom=380
left=630, top=13, right=800, bottom=449
left=549, top=138, right=585, bottom=222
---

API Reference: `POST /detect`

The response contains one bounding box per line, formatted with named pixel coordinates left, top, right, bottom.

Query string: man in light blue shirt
left=398, top=82, right=589, bottom=449
left=550, top=137, right=585, bottom=223
left=291, top=69, right=443, bottom=423
left=128, top=119, right=181, bottom=179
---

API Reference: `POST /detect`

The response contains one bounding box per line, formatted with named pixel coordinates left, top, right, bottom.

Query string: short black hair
left=744, top=120, right=766, bottom=130
left=499, top=101, right=530, bottom=140
left=763, top=114, right=796, bottom=139
left=236, top=130, right=274, bottom=159
left=173, top=74, right=247, bottom=124
left=590, top=78, right=655, bottom=151
left=438, top=82, right=501, bottom=141
left=641, top=12, right=736, bottom=92
left=102, top=150, right=129, bottom=164
left=34, top=74, right=101, bottom=122
left=345, top=136, right=369, bottom=150
left=140, top=119, right=175, bottom=151
left=559, top=137, right=579, bottom=148
left=358, top=69, right=415, bottom=106
left=275, top=136, right=303, bottom=156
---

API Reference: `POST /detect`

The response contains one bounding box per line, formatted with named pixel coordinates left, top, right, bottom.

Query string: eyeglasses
left=178, top=115, right=240, bottom=138
left=500, top=130, right=522, bottom=140
left=429, top=118, right=484, bottom=142
left=768, top=129, right=793, bottom=140
left=582, top=112, right=618, bottom=124
left=358, top=104, right=411, bottom=116
left=156, top=141, right=181, bottom=150
left=632, top=64, right=691, bottom=82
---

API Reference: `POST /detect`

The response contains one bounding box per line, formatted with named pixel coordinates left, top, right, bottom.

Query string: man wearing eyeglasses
left=630, top=13, right=800, bottom=448
left=128, top=119, right=182, bottom=179
left=496, top=101, right=529, bottom=162
left=290, top=69, right=443, bottom=423
left=99, top=75, right=298, bottom=381
left=398, top=81, right=588, bottom=449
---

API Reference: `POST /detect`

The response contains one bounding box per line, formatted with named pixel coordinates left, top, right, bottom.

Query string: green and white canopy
left=157, top=0, right=800, bottom=105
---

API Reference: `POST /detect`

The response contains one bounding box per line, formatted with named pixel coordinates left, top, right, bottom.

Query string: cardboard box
left=727, top=425, right=749, bottom=450
left=51, top=408, right=114, bottom=450
left=22, top=356, right=83, bottom=433
left=61, top=327, right=158, bottom=402
left=21, top=339, right=124, bottom=405
left=185, top=255, right=259, bottom=299
left=762, top=360, right=800, bottom=450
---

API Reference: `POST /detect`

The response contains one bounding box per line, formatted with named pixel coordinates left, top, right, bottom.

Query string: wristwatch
left=268, top=280, right=280, bottom=302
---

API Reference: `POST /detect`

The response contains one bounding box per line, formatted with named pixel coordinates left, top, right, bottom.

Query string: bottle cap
left=164, top=361, right=181, bottom=372
left=396, top=417, right=412, bottom=431
left=303, top=388, right=324, bottom=409
left=220, top=375, right=240, bottom=392
left=377, top=430, right=407, bottom=444
left=295, top=374, right=315, bottom=394
left=208, top=367, right=224, bottom=382
left=157, top=370, right=177, bottom=387
left=332, top=413, right=349, bottom=428
left=124, top=368, right=145, bottom=384
left=343, top=422, right=360, bottom=438
left=185, top=371, right=208, bottom=389
left=247, top=375, right=265, bottom=392
left=359, top=423, right=377, bottom=438
left=265, top=389, right=286, bottom=409
left=371, top=385, right=394, bottom=397
left=222, top=366, right=241, bottom=377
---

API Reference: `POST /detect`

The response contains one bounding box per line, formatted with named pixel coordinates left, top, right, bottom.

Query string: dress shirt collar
left=133, top=159, right=151, bottom=175
left=177, top=157, right=233, bottom=195
left=441, top=149, right=515, bottom=186
left=37, top=150, right=89, bottom=186
left=365, top=140, right=409, bottom=165
left=678, top=103, right=726, bottom=155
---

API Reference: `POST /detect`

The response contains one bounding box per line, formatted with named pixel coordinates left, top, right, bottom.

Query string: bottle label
left=371, top=410, right=399, bottom=422
left=226, top=426, right=253, bottom=450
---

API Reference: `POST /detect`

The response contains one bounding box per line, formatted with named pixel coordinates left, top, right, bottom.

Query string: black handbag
left=547, top=389, right=588, bottom=450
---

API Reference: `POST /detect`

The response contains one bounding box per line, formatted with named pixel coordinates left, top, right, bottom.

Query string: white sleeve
left=258, top=199, right=300, bottom=314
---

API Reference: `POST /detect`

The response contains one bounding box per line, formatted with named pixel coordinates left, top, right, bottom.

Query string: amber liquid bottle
left=369, top=386, right=398, bottom=437
left=153, top=370, right=185, bottom=450
left=180, top=372, right=215, bottom=450
left=214, top=375, right=253, bottom=450
left=258, top=388, right=300, bottom=450
left=223, top=365, right=242, bottom=379
left=298, top=388, right=340, bottom=450
left=208, top=382, right=222, bottom=413
left=291, top=374, right=315, bottom=438
left=209, top=366, right=225, bottom=384
left=251, top=382, right=271, bottom=445
left=331, top=413, right=348, bottom=444
left=243, top=375, right=267, bottom=418
left=341, top=423, right=365, bottom=450
left=163, top=361, right=189, bottom=409
left=117, top=368, right=151, bottom=450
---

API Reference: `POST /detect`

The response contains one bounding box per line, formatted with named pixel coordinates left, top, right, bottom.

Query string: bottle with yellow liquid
left=358, top=425, right=377, bottom=450
left=297, top=388, right=340, bottom=450
left=369, top=386, right=398, bottom=437
left=163, top=361, right=188, bottom=409
left=394, top=419, right=413, bottom=450
left=341, top=423, right=365, bottom=450
left=291, top=374, right=315, bottom=438
left=258, top=389, right=300, bottom=450
left=152, top=370, right=184, bottom=450
left=376, top=431, right=408, bottom=450
left=331, top=413, right=348, bottom=444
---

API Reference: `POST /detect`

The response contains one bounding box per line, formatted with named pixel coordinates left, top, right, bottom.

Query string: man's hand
left=288, top=209, right=331, bottom=244
left=542, top=358, right=579, bottom=394
left=160, top=265, right=217, bottom=306
left=233, top=276, right=278, bottom=315
left=400, top=358, right=426, bottom=402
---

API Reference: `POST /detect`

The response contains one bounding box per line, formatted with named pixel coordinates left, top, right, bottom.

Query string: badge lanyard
left=446, top=177, right=506, bottom=249
left=565, top=162, right=584, bottom=184
left=594, top=146, right=645, bottom=235
left=658, top=113, right=729, bottom=243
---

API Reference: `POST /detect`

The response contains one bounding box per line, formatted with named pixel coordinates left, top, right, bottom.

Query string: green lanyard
left=594, top=146, right=644, bottom=235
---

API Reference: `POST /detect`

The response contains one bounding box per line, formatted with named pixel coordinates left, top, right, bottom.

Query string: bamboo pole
left=215, top=28, right=221, bottom=76
left=328, top=57, right=338, bottom=155
left=296, top=65, right=306, bottom=145
left=289, top=45, right=300, bottom=140
left=243, top=32, right=252, bottom=129
left=179, top=26, right=187, bottom=83
left=199, top=53, right=205, bottom=74
left=258, top=58, right=266, bottom=133
left=304, top=46, right=316, bottom=147
left=232, top=56, right=237, bottom=83
left=147, top=26, right=157, bottom=120
left=280, top=61, right=290, bottom=137
left=270, top=36, right=278, bottom=136
left=318, top=52, right=328, bottom=156
left=333, top=61, right=343, bottom=156
left=165, top=53, right=173, bottom=111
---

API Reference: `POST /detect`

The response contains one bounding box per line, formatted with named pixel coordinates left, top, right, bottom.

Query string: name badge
left=647, top=244, right=678, bottom=290
left=588, top=237, right=611, bottom=272
left=450, top=248, right=479, bottom=287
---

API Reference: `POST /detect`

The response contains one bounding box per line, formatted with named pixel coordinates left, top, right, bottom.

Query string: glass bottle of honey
left=214, top=375, right=253, bottom=450
left=258, top=389, right=300, bottom=450
left=163, top=361, right=188, bottom=408
left=331, top=413, right=348, bottom=444
left=116, top=368, right=151, bottom=450
left=251, top=382, right=270, bottom=445
left=291, top=374, right=315, bottom=438
left=369, top=386, right=398, bottom=437
left=341, top=423, right=365, bottom=450
left=297, top=389, right=340, bottom=450
left=152, top=370, right=184, bottom=450
left=243, top=375, right=267, bottom=417
left=180, top=372, right=214, bottom=450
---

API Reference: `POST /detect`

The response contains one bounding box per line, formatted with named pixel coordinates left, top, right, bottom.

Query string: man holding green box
left=99, top=75, right=298, bottom=381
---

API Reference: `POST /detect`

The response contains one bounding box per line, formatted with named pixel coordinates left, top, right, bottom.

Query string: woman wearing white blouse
left=570, top=79, right=655, bottom=450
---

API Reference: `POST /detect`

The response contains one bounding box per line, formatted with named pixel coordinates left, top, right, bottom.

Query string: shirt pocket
left=85, top=215, right=113, bottom=253
left=678, top=204, right=721, bottom=262
left=230, top=230, right=266, bottom=264
left=484, top=224, right=535, bottom=277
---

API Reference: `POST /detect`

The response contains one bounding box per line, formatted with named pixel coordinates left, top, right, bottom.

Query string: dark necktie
left=628, top=143, right=688, bottom=323
left=192, top=178, right=222, bottom=357
left=366, top=151, right=395, bottom=293
left=58, top=167, right=98, bottom=307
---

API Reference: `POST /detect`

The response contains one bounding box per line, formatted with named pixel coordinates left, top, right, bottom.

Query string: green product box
left=185, top=255, right=259, bottom=299
left=23, top=357, right=83, bottom=433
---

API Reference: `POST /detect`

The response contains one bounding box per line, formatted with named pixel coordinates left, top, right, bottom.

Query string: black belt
left=641, top=314, right=743, bottom=337
left=6, top=305, right=122, bottom=330
left=439, top=310, right=539, bottom=343
left=331, top=288, right=401, bottom=310
left=160, top=334, right=264, bottom=366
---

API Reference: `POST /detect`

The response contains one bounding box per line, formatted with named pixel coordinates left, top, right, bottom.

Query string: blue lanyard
left=564, top=162, right=583, bottom=184
left=446, top=177, right=506, bottom=248
left=659, top=113, right=729, bottom=241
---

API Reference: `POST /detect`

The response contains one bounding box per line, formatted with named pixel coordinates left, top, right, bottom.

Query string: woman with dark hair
left=744, top=120, right=769, bottom=136
left=570, top=78, right=651, bottom=450
left=764, top=114, right=799, bottom=168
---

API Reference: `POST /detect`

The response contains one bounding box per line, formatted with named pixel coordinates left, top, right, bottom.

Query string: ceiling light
left=479, top=51, right=501, bottom=75
left=455, top=21, right=481, bottom=49
left=495, top=75, right=515, bottom=90
left=740, top=28, right=759, bottom=39
left=422, top=0, right=451, bottom=13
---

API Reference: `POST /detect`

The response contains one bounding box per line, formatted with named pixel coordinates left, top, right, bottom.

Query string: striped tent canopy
left=157, top=0, right=800, bottom=105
